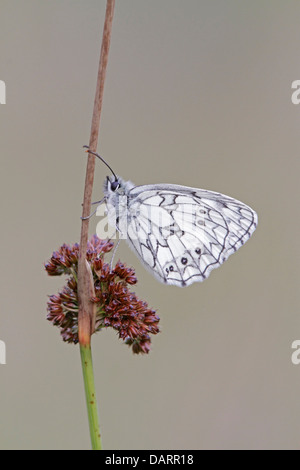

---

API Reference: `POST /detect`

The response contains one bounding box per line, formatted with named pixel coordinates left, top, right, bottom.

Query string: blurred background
left=0, top=0, right=299, bottom=450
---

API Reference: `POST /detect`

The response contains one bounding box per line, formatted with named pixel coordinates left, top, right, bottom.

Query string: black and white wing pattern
left=124, top=184, right=257, bottom=287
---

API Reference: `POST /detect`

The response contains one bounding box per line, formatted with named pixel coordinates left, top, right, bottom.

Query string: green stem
left=80, top=343, right=102, bottom=450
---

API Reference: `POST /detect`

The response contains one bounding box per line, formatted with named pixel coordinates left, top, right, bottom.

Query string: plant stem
left=77, top=0, right=116, bottom=450
left=80, top=343, right=102, bottom=450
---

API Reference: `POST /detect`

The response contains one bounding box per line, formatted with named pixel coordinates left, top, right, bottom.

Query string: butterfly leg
left=110, top=238, right=121, bottom=271
left=81, top=198, right=106, bottom=207
left=81, top=207, right=98, bottom=220
left=80, top=197, right=106, bottom=220
left=107, top=221, right=123, bottom=270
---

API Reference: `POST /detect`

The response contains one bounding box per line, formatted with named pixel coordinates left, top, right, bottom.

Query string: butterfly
left=85, top=148, right=258, bottom=287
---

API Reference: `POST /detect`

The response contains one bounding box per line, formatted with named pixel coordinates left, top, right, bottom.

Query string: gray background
left=0, top=0, right=299, bottom=450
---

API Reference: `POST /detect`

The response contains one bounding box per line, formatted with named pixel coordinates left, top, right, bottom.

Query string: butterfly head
left=107, top=176, right=120, bottom=192
left=104, top=176, right=135, bottom=202
left=105, top=175, right=122, bottom=194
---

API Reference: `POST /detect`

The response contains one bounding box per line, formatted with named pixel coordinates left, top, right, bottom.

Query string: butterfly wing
left=124, top=184, right=257, bottom=287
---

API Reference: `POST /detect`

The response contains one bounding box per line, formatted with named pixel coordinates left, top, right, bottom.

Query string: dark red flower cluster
left=45, top=235, right=159, bottom=353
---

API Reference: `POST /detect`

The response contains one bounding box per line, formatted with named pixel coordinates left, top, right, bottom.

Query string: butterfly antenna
left=83, top=145, right=118, bottom=181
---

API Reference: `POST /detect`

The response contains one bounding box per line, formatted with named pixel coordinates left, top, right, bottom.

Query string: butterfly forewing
left=103, top=180, right=257, bottom=287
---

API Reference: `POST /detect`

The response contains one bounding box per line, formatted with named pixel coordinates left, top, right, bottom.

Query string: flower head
left=45, top=235, right=159, bottom=353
